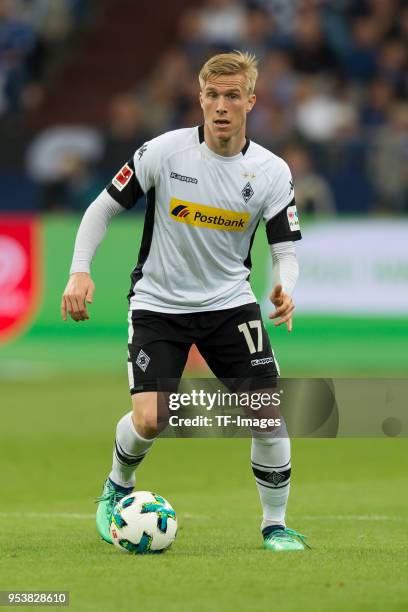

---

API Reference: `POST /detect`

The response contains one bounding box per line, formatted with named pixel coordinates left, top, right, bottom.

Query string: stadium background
left=0, top=1, right=407, bottom=611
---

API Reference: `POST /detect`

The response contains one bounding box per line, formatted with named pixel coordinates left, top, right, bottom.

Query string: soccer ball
left=110, top=491, right=177, bottom=554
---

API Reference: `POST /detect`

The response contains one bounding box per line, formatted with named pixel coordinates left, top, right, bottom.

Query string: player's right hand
left=61, top=272, right=95, bottom=322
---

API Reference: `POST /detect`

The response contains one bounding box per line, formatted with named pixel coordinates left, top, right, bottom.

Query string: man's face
left=199, top=73, right=256, bottom=141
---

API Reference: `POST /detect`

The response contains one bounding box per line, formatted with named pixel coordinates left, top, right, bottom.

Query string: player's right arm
left=61, top=138, right=162, bottom=322
left=61, top=190, right=125, bottom=322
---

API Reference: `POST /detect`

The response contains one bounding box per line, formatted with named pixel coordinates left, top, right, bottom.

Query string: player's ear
left=246, top=94, right=256, bottom=114
left=199, top=91, right=204, bottom=109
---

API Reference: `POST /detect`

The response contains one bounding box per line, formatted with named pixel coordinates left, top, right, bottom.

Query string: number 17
left=238, top=321, right=263, bottom=354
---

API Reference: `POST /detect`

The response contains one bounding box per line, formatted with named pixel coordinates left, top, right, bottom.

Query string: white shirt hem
left=128, top=295, right=257, bottom=314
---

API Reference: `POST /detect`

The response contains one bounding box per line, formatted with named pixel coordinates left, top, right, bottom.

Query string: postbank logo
left=169, top=198, right=250, bottom=232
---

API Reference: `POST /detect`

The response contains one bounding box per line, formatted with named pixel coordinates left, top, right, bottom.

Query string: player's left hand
left=269, top=283, right=295, bottom=332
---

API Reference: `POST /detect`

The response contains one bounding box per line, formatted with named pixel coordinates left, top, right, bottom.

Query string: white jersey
left=106, top=126, right=301, bottom=313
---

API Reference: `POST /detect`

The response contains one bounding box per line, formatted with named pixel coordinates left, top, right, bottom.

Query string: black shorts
left=127, top=303, right=279, bottom=394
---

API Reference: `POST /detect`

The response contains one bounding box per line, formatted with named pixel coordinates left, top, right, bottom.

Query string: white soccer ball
left=110, top=491, right=177, bottom=554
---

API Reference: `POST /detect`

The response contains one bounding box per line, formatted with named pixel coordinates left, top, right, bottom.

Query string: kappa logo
left=112, top=164, right=133, bottom=191
left=137, top=143, right=148, bottom=159
left=169, top=198, right=250, bottom=232
left=287, top=204, right=300, bottom=231
left=136, top=349, right=150, bottom=372
left=170, top=172, right=198, bottom=184
left=251, top=357, right=274, bottom=366
left=241, top=182, right=254, bottom=203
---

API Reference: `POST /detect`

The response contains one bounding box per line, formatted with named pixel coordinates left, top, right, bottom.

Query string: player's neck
left=204, top=124, right=247, bottom=157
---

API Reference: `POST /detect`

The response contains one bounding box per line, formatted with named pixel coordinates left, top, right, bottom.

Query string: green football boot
left=262, top=525, right=310, bottom=552
left=95, top=478, right=133, bottom=544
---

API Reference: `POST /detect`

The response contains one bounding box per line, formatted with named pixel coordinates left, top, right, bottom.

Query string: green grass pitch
left=0, top=374, right=407, bottom=612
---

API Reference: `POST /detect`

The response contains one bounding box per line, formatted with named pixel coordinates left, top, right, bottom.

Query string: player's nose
left=216, top=96, right=227, bottom=113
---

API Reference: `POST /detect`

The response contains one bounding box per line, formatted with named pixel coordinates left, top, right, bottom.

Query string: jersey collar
left=198, top=125, right=250, bottom=157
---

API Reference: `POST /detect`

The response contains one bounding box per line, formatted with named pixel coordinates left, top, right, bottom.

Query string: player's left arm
left=269, top=242, right=299, bottom=332
left=263, top=159, right=302, bottom=332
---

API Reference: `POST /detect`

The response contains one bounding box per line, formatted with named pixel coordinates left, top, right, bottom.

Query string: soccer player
left=61, top=51, right=309, bottom=552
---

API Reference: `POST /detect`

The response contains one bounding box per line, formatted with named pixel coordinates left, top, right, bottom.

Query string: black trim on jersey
left=241, top=137, right=250, bottom=155
left=197, top=125, right=250, bottom=155
left=127, top=187, right=156, bottom=300
left=265, top=198, right=302, bottom=245
left=106, top=158, right=144, bottom=210
left=244, top=219, right=260, bottom=276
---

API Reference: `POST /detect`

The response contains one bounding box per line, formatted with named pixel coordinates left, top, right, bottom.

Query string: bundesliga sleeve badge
left=112, top=163, right=134, bottom=191
left=287, top=205, right=300, bottom=231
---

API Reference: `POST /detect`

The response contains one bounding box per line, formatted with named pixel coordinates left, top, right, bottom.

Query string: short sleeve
left=132, top=137, right=162, bottom=193
left=263, top=159, right=302, bottom=245
left=106, top=137, right=162, bottom=209
left=106, top=157, right=144, bottom=209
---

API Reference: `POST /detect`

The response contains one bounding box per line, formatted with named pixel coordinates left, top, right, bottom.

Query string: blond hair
left=199, top=51, right=258, bottom=96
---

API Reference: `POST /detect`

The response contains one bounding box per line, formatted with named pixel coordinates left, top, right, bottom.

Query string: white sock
left=109, top=411, right=155, bottom=488
left=251, top=434, right=291, bottom=530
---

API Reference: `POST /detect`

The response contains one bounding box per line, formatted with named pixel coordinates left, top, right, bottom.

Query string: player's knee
left=131, top=392, right=167, bottom=439
left=131, top=408, right=157, bottom=439
left=136, top=421, right=157, bottom=439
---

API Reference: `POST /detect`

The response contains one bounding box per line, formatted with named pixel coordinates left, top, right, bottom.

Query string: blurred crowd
left=0, top=0, right=89, bottom=114
left=1, top=0, right=408, bottom=214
